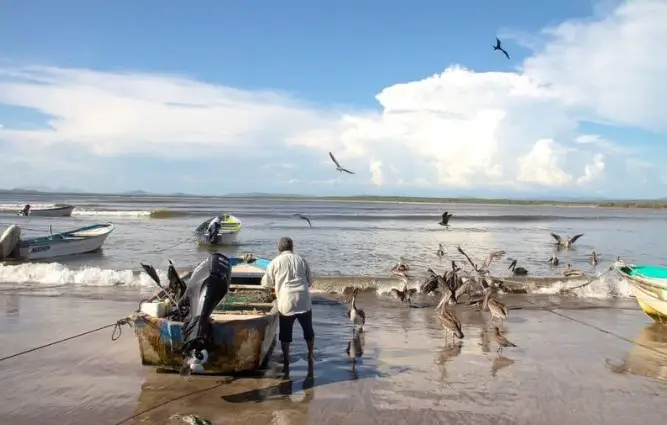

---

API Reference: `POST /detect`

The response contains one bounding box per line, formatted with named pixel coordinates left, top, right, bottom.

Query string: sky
left=1, top=0, right=666, bottom=198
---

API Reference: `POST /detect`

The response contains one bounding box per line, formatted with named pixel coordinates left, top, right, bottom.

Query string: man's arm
left=305, top=260, right=313, bottom=288
left=261, top=262, right=274, bottom=289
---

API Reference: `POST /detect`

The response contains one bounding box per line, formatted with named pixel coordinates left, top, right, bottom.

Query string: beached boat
left=129, top=253, right=278, bottom=375
left=0, top=223, right=114, bottom=261
left=17, top=204, right=75, bottom=217
left=614, top=263, right=667, bottom=324
left=194, top=215, right=242, bottom=245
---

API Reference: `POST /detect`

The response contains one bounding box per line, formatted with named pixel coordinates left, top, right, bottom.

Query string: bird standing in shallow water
left=492, top=326, right=517, bottom=355
left=590, top=250, right=598, bottom=266
left=437, top=243, right=445, bottom=257
left=348, top=288, right=366, bottom=334
left=549, top=253, right=559, bottom=266
left=493, top=37, right=511, bottom=60
left=484, top=287, right=508, bottom=327
left=436, top=293, right=464, bottom=341
left=329, top=152, right=355, bottom=174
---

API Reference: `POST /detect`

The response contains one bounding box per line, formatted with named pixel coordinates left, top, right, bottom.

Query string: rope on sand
left=0, top=318, right=131, bottom=363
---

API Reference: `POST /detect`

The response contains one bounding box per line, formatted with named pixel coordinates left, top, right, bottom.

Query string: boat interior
left=211, top=302, right=275, bottom=321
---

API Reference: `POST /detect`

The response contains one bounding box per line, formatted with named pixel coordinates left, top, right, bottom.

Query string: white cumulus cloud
left=0, top=0, right=666, bottom=195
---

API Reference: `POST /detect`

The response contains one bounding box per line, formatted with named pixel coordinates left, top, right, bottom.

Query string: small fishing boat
left=194, top=214, right=242, bottom=245
left=0, top=223, right=114, bottom=261
left=129, top=253, right=278, bottom=375
left=614, top=263, right=667, bottom=324
left=17, top=204, right=75, bottom=217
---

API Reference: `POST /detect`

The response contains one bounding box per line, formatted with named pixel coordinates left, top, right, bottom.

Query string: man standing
left=206, top=216, right=221, bottom=244
left=261, top=237, right=314, bottom=378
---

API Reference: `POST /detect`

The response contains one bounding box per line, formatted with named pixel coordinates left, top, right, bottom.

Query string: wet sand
left=1, top=293, right=666, bottom=425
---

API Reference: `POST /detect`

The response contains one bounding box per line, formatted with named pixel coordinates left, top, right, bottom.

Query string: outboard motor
left=178, top=252, right=231, bottom=373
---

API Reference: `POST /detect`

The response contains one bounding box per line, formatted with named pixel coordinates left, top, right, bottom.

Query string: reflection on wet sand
left=434, top=342, right=462, bottom=380
left=491, top=356, right=515, bottom=377
left=605, top=323, right=667, bottom=382
left=3, top=294, right=19, bottom=318
left=345, top=331, right=365, bottom=375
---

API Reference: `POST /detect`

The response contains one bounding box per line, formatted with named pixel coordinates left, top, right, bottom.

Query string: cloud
left=0, top=0, right=665, bottom=196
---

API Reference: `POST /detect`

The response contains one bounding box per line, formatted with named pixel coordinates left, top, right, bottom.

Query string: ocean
left=0, top=193, right=666, bottom=424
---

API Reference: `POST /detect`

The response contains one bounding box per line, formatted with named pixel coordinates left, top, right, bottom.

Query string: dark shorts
left=279, top=309, right=315, bottom=343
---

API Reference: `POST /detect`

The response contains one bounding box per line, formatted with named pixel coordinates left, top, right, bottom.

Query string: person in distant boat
left=18, top=204, right=31, bottom=216
left=206, top=216, right=222, bottom=244
left=261, top=237, right=315, bottom=378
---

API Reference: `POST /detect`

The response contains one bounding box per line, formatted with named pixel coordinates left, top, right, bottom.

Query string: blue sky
left=1, top=0, right=666, bottom=198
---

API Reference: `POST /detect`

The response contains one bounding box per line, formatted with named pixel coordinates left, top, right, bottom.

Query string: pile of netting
left=214, top=289, right=275, bottom=313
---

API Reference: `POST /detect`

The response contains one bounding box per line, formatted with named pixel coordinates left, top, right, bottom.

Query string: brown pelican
left=437, top=243, right=445, bottom=257
left=420, top=269, right=440, bottom=295
left=562, top=263, right=585, bottom=277
left=483, top=287, right=508, bottom=327
left=439, top=211, right=453, bottom=226
left=508, top=259, right=528, bottom=276
left=293, top=213, right=312, bottom=227
left=457, top=246, right=505, bottom=274
left=347, top=288, right=366, bottom=333
left=391, top=280, right=416, bottom=305
left=549, top=253, right=559, bottom=266
left=391, top=260, right=409, bottom=278
left=436, top=293, right=464, bottom=340
left=492, top=327, right=517, bottom=355
left=328, top=152, right=355, bottom=174
left=493, top=37, right=511, bottom=60
left=551, top=232, right=584, bottom=248
left=589, top=251, right=598, bottom=266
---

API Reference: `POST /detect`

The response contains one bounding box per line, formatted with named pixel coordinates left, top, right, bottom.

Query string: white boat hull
left=197, top=232, right=239, bottom=246
left=20, top=205, right=75, bottom=217
left=628, top=282, right=667, bottom=324
left=16, top=224, right=114, bottom=261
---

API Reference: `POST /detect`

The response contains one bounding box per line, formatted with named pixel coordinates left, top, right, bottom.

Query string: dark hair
left=278, top=237, right=294, bottom=253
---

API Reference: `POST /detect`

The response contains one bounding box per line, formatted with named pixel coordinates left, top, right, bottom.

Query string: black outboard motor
left=178, top=252, right=232, bottom=373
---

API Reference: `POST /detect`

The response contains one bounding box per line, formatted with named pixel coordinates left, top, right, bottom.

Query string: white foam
left=72, top=209, right=153, bottom=218
left=531, top=274, right=632, bottom=298
left=0, top=262, right=165, bottom=287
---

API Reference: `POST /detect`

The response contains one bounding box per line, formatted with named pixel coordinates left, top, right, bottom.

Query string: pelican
left=348, top=288, right=366, bottom=333
left=551, top=232, right=584, bottom=248
left=590, top=251, right=598, bottom=266
left=390, top=280, right=416, bottom=305
left=508, top=259, right=528, bottom=276
left=493, top=37, right=511, bottom=60
left=562, top=263, right=585, bottom=277
left=439, top=211, right=453, bottom=227
left=293, top=213, right=312, bottom=227
left=437, top=243, right=445, bottom=257
left=328, top=152, right=355, bottom=174
left=483, top=287, right=508, bottom=327
left=549, top=253, right=559, bottom=266
left=492, top=327, right=517, bottom=355
left=436, top=293, right=464, bottom=340
left=480, top=250, right=506, bottom=274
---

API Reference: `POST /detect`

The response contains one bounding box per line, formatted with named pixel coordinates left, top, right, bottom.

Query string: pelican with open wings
left=329, top=152, right=355, bottom=174
left=551, top=232, right=584, bottom=248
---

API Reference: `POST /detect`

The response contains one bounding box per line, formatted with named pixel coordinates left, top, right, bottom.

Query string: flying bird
left=439, top=211, right=453, bottom=227
left=551, top=232, right=584, bottom=248
left=293, top=213, right=312, bottom=227
left=329, top=152, right=355, bottom=174
left=493, top=37, right=511, bottom=60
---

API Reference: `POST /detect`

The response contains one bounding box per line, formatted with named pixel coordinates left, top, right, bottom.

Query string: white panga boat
left=16, top=204, right=75, bottom=217
left=0, top=222, right=114, bottom=261
left=194, top=215, right=242, bottom=245
left=614, top=262, right=667, bottom=324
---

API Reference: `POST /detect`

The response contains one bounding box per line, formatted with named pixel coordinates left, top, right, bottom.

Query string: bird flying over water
left=493, top=37, right=511, bottom=60
left=551, top=232, right=584, bottom=247
left=293, top=213, right=312, bottom=227
left=329, top=152, right=355, bottom=174
left=439, top=211, right=453, bottom=226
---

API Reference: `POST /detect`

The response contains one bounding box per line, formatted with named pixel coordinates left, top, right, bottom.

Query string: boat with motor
left=16, top=204, right=75, bottom=217
left=614, top=262, right=667, bottom=324
left=127, top=253, right=278, bottom=375
left=0, top=223, right=114, bottom=261
left=194, top=214, right=242, bottom=246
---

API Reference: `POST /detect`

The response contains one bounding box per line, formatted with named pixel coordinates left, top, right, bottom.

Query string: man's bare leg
left=281, top=342, right=290, bottom=378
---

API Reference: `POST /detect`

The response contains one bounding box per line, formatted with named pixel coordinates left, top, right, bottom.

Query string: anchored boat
left=16, top=204, right=75, bottom=217
left=194, top=215, right=242, bottom=246
left=129, top=253, right=278, bottom=375
left=614, top=263, right=667, bottom=324
left=0, top=223, right=114, bottom=261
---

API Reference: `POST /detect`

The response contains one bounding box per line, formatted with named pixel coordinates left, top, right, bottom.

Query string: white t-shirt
left=261, top=251, right=312, bottom=316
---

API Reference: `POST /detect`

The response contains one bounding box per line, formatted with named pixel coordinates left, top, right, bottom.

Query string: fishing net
left=214, top=289, right=275, bottom=314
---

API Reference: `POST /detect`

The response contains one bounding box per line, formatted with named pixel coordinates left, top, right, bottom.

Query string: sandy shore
left=1, top=292, right=666, bottom=425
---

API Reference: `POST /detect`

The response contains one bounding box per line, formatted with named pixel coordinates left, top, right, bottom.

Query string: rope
left=498, top=264, right=615, bottom=293
left=0, top=318, right=131, bottom=363
left=152, top=235, right=196, bottom=254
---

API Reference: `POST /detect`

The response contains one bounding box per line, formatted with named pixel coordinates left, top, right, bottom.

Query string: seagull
left=493, top=37, right=511, bottom=60
left=329, top=152, right=355, bottom=174
left=551, top=232, right=584, bottom=248
left=439, top=211, right=453, bottom=226
left=293, top=213, right=312, bottom=227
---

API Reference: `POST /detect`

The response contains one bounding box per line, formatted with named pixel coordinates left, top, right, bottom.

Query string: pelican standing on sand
left=329, top=152, right=355, bottom=174
left=551, top=232, right=584, bottom=248
left=348, top=288, right=366, bottom=333
left=590, top=251, right=598, bottom=266
left=483, top=287, right=508, bottom=327
left=492, top=327, right=517, bottom=355
left=508, top=259, right=528, bottom=276
left=436, top=293, right=464, bottom=341
left=549, top=253, right=559, bottom=266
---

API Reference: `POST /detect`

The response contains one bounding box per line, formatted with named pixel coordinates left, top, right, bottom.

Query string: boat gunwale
left=615, top=265, right=667, bottom=289
left=19, top=223, right=115, bottom=247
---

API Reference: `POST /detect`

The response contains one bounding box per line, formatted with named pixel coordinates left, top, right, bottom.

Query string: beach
left=1, top=194, right=667, bottom=424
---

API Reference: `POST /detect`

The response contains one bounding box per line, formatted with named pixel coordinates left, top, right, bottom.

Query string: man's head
left=278, top=237, right=294, bottom=253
